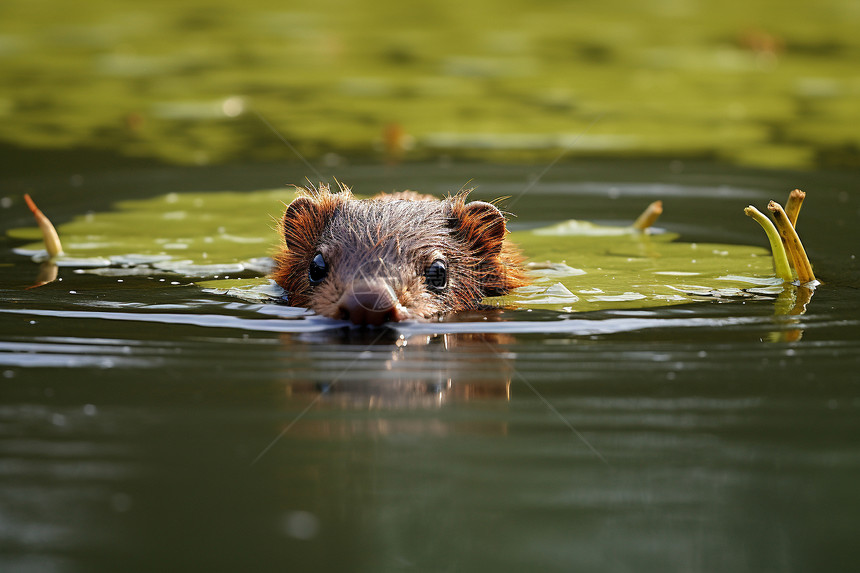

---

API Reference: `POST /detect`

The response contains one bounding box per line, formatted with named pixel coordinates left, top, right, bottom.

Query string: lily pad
left=494, top=223, right=775, bottom=312
left=9, top=189, right=291, bottom=280
left=10, top=189, right=780, bottom=312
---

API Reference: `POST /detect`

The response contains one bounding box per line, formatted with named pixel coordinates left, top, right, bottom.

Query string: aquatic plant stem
left=24, top=194, right=63, bottom=258
left=785, top=189, right=805, bottom=228
left=632, top=200, right=663, bottom=232
left=744, top=205, right=793, bottom=282
left=768, top=201, right=816, bottom=284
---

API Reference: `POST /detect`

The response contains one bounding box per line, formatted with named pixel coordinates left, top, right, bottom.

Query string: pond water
left=2, top=0, right=860, bottom=171
left=3, top=0, right=860, bottom=568
left=2, top=158, right=859, bottom=572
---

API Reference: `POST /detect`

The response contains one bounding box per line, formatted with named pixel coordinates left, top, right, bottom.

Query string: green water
left=1, top=0, right=859, bottom=169
left=2, top=1, right=860, bottom=571
left=3, top=160, right=860, bottom=572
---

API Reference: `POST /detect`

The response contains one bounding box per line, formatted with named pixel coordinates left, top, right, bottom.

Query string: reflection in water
left=771, top=284, right=815, bottom=342
left=29, top=261, right=58, bottom=289
left=275, top=331, right=515, bottom=438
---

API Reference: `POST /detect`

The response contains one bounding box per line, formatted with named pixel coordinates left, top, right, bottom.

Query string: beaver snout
left=337, top=279, right=409, bottom=326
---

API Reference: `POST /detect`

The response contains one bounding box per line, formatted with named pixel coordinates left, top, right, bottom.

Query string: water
left=2, top=159, right=859, bottom=572
left=2, top=0, right=859, bottom=171
left=3, top=0, right=860, bottom=568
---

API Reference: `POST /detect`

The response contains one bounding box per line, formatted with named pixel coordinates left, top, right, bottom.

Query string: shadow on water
left=1, top=159, right=860, bottom=572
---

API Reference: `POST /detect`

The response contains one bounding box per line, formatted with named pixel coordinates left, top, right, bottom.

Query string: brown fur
left=271, top=182, right=530, bottom=322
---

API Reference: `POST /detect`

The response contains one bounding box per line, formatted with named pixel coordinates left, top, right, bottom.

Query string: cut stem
left=768, top=201, right=816, bottom=284
left=24, top=194, right=64, bottom=258
left=744, top=205, right=793, bottom=282
left=785, top=189, right=805, bottom=228
left=632, top=200, right=663, bottom=231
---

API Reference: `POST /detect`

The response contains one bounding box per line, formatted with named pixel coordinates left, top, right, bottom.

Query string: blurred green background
left=1, top=0, right=858, bottom=170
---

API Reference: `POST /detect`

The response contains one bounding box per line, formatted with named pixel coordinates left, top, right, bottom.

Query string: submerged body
left=272, top=183, right=529, bottom=325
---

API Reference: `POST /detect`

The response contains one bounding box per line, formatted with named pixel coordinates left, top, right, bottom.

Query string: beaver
left=271, top=182, right=530, bottom=326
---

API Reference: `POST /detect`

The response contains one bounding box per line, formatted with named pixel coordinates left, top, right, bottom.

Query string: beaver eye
left=424, top=259, right=447, bottom=292
left=308, top=253, right=328, bottom=286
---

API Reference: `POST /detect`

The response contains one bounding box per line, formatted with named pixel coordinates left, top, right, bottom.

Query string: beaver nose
left=337, top=280, right=408, bottom=326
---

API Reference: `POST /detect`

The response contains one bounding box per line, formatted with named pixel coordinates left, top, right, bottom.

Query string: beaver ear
left=281, top=195, right=336, bottom=252
left=448, top=200, right=507, bottom=258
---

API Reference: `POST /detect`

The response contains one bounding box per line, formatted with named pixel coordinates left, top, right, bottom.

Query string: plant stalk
left=744, top=205, right=793, bottom=282
left=768, top=201, right=816, bottom=284
left=632, top=200, right=663, bottom=231
left=24, top=194, right=64, bottom=258
left=785, top=189, right=805, bottom=228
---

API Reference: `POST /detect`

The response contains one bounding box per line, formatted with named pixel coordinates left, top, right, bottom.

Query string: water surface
left=2, top=160, right=859, bottom=572
left=2, top=0, right=859, bottom=169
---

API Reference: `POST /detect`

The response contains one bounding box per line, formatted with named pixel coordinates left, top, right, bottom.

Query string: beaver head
left=271, top=183, right=529, bottom=326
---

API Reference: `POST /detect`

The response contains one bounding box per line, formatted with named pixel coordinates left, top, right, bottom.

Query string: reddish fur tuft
left=446, top=192, right=531, bottom=297
left=271, top=182, right=351, bottom=307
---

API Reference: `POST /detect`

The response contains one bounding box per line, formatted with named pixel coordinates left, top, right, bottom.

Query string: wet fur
left=272, top=182, right=530, bottom=320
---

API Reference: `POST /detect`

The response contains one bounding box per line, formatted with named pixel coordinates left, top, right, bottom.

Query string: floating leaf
left=10, top=189, right=781, bottom=312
